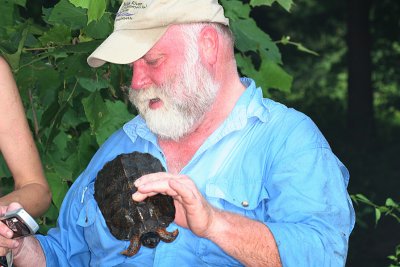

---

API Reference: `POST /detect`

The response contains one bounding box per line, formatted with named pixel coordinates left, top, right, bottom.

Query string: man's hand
left=0, top=203, right=24, bottom=256
left=132, top=172, right=282, bottom=266
left=132, top=172, right=217, bottom=238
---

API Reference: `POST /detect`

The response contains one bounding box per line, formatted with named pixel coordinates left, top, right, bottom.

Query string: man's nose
left=131, top=59, right=151, bottom=90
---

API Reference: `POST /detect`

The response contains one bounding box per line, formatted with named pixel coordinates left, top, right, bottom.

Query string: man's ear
left=198, top=26, right=219, bottom=66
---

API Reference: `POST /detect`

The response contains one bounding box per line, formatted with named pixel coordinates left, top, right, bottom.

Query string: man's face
left=129, top=27, right=219, bottom=141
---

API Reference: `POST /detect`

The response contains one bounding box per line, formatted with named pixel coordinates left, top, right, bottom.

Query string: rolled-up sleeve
left=265, top=116, right=355, bottom=266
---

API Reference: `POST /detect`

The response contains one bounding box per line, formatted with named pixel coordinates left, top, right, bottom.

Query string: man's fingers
left=0, top=235, right=19, bottom=251
left=132, top=173, right=187, bottom=201
left=0, top=223, right=14, bottom=240
left=6, top=203, right=22, bottom=212
left=168, top=179, right=198, bottom=204
left=134, top=172, right=172, bottom=187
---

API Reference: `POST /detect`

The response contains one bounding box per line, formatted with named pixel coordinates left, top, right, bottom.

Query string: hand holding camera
left=0, top=205, right=38, bottom=267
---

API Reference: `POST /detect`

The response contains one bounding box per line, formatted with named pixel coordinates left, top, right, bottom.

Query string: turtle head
left=140, top=232, right=160, bottom=248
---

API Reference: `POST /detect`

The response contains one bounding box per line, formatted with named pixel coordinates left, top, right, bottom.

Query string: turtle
left=94, top=151, right=179, bottom=256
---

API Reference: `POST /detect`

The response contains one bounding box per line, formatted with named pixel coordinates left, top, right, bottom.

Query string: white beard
left=129, top=54, right=219, bottom=141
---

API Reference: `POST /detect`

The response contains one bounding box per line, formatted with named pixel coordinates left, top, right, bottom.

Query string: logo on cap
left=116, top=0, right=150, bottom=22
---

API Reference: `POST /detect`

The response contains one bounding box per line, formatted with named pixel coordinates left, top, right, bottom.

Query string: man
left=4, top=0, right=355, bottom=266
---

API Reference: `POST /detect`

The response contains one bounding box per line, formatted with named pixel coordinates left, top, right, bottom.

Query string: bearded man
left=2, top=1, right=355, bottom=266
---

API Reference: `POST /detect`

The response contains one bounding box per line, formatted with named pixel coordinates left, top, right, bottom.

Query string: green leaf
left=355, top=194, right=375, bottom=206
left=82, top=91, right=109, bottom=134
left=69, top=0, right=90, bottom=8
left=277, top=0, right=293, bottom=12
left=258, top=56, right=292, bottom=92
left=62, top=107, right=86, bottom=128
left=1, top=23, right=30, bottom=69
left=0, top=152, right=11, bottom=178
left=67, top=130, right=98, bottom=180
left=385, top=198, right=399, bottom=208
left=84, top=12, right=113, bottom=39
left=77, top=77, right=110, bottom=92
left=40, top=101, right=61, bottom=129
left=15, top=61, right=46, bottom=95
left=0, top=176, right=13, bottom=196
left=70, top=0, right=107, bottom=24
left=52, top=131, right=69, bottom=154
left=236, top=53, right=292, bottom=94
left=296, top=43, right=319, bottom=56
left=40, top=203, right=59, bottom=232
left=95, top=100, right=133, bottom=145
left=375, top=208, right=381, bottom=224
left=231, top=19, right=281, bottom=64
left=48, top=0, right=87, bottom=30
left=13, top=0, right=26, bottom=7
left=38, top=25, right=72, bottom=46
left=36, top=69, right=62, bottom=102
left=250, top=0, right=275, bottom=7
left=220, top=0, right=251, bottom=20
left=46, top=172, right=70, bottom=211
left=0, top=0, right=14, bottom=27
left=378, top=206, right=389, bottom=213
left=87, top=0, right=106, bottom=24
left=57, top=54, right=95, bottom=79
left=235, top=53, right=258, bottom=79
left=250, top=0, right=293, bottom=12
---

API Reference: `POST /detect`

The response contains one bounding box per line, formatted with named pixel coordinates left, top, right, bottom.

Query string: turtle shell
left=94, top=152, right=177, bottom=255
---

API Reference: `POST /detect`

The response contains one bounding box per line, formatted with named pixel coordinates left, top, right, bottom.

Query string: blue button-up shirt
left=36, top=78, right=355, bottom=266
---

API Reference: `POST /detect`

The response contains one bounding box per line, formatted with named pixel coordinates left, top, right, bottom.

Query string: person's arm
left=0, top=57, right=51, bottom=217
left=12, top=236, right=46, bottom=267
left=0, top=203, right=45, bottom=266
left=204, top=208, right=281, bottom=266
left=133, top=173, right=282, bottom=266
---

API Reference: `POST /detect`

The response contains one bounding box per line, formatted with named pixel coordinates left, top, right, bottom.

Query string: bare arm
left=0, top=57, right=51, bottom=217
left=133, top=173, right=282, bottom=266
left=206, top=209, right=281, bottom=266
left=12, top=236, right=46, bottom=267
left=0, top=203, right=45, bottom=265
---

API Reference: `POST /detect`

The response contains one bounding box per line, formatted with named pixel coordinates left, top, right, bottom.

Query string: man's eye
left=146, top=59, right=159, bottom=66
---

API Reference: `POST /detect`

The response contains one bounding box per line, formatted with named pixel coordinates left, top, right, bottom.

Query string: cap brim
left=87, top=27, right=168, bottom=68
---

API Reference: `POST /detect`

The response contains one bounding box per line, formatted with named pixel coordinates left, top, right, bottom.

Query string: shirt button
left=241, top=201, right=249, bottom=207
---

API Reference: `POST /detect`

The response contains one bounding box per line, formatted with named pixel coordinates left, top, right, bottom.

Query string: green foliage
left=352, top=194, right=400, bottom=225
left=351, top=194, right=400, bottom=266
left=0, top=0, right=296, bottom=231
left=221, top=0, right=293, bottom=94
left=250, top=0, right=294, bottom=12
left=388, top=245, right=400, bottom=267
left=276, top=36, right=319, bottom=56
left=0, top=0, right=130, bottom=230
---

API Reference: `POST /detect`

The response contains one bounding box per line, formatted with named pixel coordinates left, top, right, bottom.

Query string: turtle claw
left=121, top=235, right=140, bottom=256
left=157, top=228, right=179, bottom=243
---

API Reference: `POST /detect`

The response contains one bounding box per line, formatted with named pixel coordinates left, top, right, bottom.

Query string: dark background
left=252, top=0, right=400, bottom=266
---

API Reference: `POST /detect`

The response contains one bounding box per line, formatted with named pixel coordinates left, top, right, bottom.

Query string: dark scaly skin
left=121, top=235, right=141, bottom=257
left=94, top=152, right=179, bottom=257
left=157, top=228, right=179, bottom=243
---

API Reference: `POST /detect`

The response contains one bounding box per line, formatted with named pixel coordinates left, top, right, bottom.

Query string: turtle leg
left=121, top=235, right=141, bottom=257
left=156, top=228, right=179, bottom=243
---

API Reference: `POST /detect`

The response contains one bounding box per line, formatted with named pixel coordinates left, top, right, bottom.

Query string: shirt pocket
left=196, top=172, right=270, bottom=266
left=205, top=172, right=270, bottom=220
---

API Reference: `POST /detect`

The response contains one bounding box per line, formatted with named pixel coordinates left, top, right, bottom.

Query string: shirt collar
left=123, top=116, right=158, bottom=146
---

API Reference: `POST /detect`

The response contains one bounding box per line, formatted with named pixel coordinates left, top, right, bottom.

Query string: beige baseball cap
left=87, top=0, right=229, bottom=68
